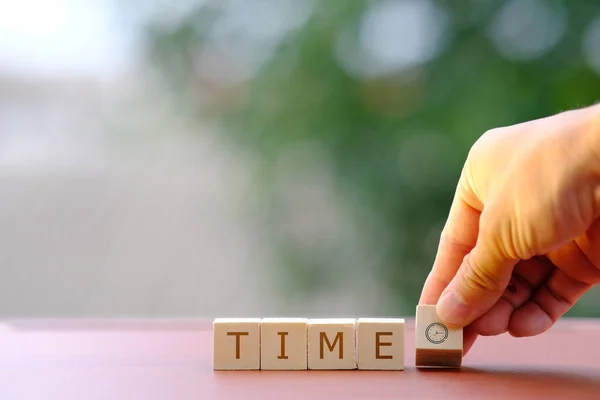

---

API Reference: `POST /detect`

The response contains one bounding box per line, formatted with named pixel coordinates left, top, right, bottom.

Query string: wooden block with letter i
left=307, top=318, right=357, bottom=370
left=213, top=318, right=261, bottom=370
left=260, top=318, right=308, bottom=370
left=415, top=305, right=463, bottom=368
left=357, top=318, right=405, bottom=370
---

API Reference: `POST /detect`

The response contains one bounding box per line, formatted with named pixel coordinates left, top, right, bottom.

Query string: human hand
left=419, top=104, right=600, bottom=354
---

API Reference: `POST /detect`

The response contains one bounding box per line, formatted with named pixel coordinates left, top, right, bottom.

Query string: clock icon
left=425, top=322, right=449, bottom=344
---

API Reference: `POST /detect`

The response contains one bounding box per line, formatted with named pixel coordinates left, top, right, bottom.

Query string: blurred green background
left=1, top=0, right=599, bottom=319
left=136, top=0, right=600, bottom=317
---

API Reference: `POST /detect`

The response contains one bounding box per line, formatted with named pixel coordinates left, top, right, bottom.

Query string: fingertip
left=436, top=289, right=472, bottom=328
left=437, top=247, right=518, bottom=330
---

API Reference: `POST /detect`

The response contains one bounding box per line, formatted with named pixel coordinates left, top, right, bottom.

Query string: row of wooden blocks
left=213, top=305, right=462, bottom=370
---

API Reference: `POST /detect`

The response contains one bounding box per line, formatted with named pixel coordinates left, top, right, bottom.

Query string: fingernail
left=437, top=289, right=471, bottom=325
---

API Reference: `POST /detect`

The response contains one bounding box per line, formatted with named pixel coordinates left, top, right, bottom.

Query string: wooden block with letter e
left=357, top=318, right=404, bottom=370
left=260, top=318, right=308, bottom=370
left=213, top=318, right=261, bottom=370
left=415, top=305, right=462, bottom=368
left=307, top=318, right=357, bottom=370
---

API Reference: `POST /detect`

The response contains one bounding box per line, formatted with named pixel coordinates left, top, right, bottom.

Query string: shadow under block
left=213, top=318, right=261, bottom=370
left=415, top=305, right=463, bottom=368
left=307, top=318, right=357, bottom=370
left=260, top=318, right=308, bottom=370
left=357, top=318, right=405, bottom=370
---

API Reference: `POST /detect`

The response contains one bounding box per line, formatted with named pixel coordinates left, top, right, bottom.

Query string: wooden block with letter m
left=307, top=318, right=357, bottom=370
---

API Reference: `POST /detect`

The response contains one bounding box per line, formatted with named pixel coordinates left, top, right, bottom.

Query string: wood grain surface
left=415, top=348, right=462, bottom=368
left=1, top=318, right=599, bottom=399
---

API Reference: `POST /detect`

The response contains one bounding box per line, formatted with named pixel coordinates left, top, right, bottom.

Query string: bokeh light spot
left=335, top=0, right=449, bottom=79
left=487, top=0, right=567, bottom=61
left=197, top=0, right=313, bottom=86
left=583, top=15, right=600, bottom=77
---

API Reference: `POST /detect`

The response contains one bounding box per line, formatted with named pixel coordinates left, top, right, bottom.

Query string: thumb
left=436, top=221, right=518, bottom=328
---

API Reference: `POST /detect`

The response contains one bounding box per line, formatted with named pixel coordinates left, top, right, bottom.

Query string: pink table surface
left=0, top=318, right=599, bottom=399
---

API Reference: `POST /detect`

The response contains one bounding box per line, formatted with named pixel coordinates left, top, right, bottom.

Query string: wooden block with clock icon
left=415, top=305, right=463, bottom=368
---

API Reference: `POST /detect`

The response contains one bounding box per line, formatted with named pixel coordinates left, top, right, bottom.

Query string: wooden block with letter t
left=260, top=318, right=308, bottom=370
left=213, top=318, right=261, bottom=370
left=307, top=318, right=357, bottom=370
left=357, top=318, right=405, bottom=370
left=415, top=305, right=463, bottom=368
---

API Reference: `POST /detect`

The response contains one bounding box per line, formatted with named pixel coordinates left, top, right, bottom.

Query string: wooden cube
left=213, top=318, right=261, bottom=370
left=260, top=318, right=308, bottom=370
left=307, top=318, right=357, bottom=370
left=357, top=318, right=405, bottom=370
left=415, top=305, right=462, bottom=368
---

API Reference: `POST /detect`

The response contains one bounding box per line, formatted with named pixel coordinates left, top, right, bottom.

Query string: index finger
left=419, top=187, right=481, bottom=305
